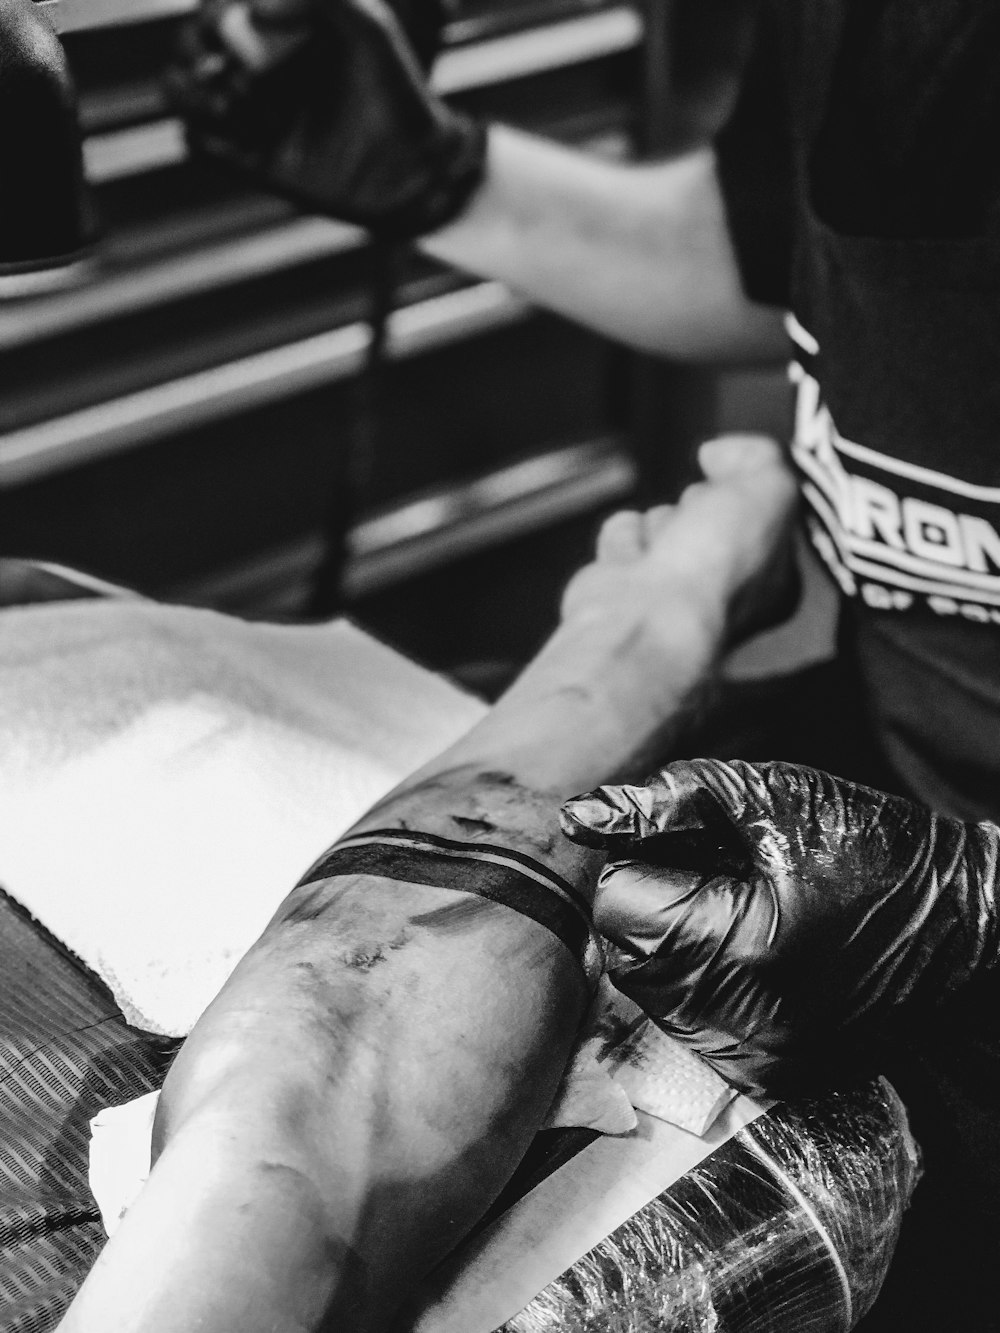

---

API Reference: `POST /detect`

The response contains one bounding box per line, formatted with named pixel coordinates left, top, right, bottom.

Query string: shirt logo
left=788, top=316, right=1000, bottom=624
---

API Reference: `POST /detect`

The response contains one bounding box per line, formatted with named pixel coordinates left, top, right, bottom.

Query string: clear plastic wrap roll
left=502, top=1077, right=920, bottom=1333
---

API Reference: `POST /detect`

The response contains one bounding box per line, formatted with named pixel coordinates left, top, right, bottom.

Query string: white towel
left=0, top=600, right=485, bottom=1034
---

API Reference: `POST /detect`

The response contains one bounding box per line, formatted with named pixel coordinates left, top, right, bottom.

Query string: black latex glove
left=165, top=0, right=486, bottom=239
left=560, top=758, right=1000, bottom=1096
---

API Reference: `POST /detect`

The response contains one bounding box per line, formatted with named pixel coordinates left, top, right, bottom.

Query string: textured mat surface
left=0, top=891, right=177, bottom=1333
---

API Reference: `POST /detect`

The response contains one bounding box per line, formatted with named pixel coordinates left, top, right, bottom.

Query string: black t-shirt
left=716, top=0, right=1000, bottom=823
left=715, top=9, right=1000, bottom=1328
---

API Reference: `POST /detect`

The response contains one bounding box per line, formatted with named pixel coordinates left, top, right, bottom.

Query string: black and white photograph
left=0, top=2, right=995, bottom=1329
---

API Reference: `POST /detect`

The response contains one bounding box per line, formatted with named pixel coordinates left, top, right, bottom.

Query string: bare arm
left=176, top=3, right=784, bottom=363
left=56, top=600, right=715, bottom=1333
left=422, top=127, right=788, bottom=364
left=57, top=440, right=797, bottom=1333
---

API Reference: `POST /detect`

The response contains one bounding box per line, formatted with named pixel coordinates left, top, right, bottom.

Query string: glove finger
left=595, top=851, right=777, bottom=960
left=560, top=773, right=702, bottom=846
left=592, top=859, right=710, bottom=952
left=607, top=953, right=784, bottom=1098
left=560, top=758, right=755, bottom=849
left=560, top=784, right=662, bottom=848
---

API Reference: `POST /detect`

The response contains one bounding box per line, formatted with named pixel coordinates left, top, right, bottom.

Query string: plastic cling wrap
left=502, top=1078, right=920, bottom=1333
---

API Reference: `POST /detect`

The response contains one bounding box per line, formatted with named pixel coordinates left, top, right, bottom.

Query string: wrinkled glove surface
left=561, top=758, right=1000, bottom=1096
left=166, top=0, right=486, bottom=238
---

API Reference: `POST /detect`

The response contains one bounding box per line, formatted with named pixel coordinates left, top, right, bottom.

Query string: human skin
left=423, top=129, right=788, bottom=364
left=209, top=1, right=787, bottom=364
left=56, top=437, right=797, bottom=1333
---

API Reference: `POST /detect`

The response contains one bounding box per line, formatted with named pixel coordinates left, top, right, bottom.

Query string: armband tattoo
left=299, top=828, right=603, bottom=987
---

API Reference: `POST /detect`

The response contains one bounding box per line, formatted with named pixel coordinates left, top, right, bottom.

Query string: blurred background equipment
left=1, top=0, right=793, bottom=678
left=0, top=0, right=98, bottom=294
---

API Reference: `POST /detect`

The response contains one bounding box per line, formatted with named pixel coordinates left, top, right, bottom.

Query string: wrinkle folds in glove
left=561, top=758, right=1000, bottom=1096
left=166, top=0, right=487, bottom=238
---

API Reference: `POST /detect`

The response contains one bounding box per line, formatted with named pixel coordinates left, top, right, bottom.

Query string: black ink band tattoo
left=299, top=829, right=603, bottom=986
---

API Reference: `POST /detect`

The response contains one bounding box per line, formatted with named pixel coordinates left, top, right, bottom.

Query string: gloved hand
left=165, top=0, right=487, bottom=239
left=560, top=758, right=1000, bottom=1096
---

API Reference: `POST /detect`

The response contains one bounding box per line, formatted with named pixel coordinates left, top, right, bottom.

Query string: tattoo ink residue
left=451, top=814, right=497, bottom=835
left=434, top=768, right=560, bottom=857
left=343, top=944, right=387, bottom=971
left=410, top=897, right=493, bottom=932
left=349, top=763, right=571, bottom=864
left=341, top=927, right=412, bottom=972
left=280, top=879, right=353, bottom=925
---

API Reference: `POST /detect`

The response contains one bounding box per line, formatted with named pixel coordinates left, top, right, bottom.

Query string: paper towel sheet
left=546, top=977, right=736, bottom=1136
left=0, top=600, right=485, bottom=1034
left=89, top=1092, right=160, bottom=1238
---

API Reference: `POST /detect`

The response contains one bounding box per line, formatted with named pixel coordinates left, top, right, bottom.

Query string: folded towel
left=0, top=600, right=485, bottom=1034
